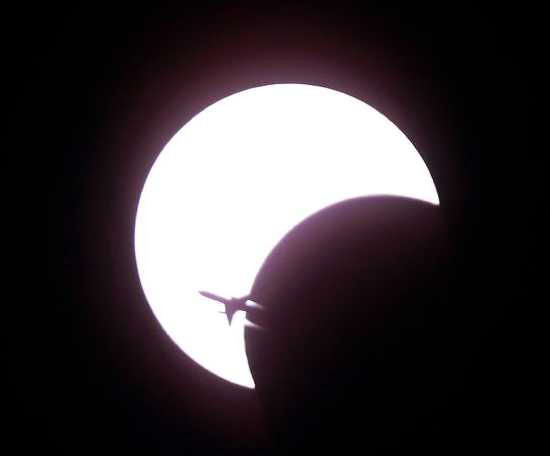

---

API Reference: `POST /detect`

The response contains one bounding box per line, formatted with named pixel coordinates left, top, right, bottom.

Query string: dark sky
left=42, top=4, right=492, bottom=454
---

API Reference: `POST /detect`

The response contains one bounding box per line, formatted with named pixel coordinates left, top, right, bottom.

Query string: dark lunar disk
left=245, top=195, right=459, bottom=452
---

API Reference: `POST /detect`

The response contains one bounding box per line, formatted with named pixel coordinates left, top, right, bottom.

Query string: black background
left=42, top=4, right=491, bottom=454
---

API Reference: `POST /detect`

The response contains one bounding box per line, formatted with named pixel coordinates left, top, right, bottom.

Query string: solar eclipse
left=134, top=83, right=439, bottom=388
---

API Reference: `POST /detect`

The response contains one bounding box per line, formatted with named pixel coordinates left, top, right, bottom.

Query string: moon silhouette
left=134, top=84, right=439, bottom=388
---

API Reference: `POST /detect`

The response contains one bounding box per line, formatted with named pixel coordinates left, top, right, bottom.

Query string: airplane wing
left=225, top=307, right=237, bottom=325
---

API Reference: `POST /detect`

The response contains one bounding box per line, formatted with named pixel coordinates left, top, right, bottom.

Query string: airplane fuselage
left=199, top=291, right=251, bottom=324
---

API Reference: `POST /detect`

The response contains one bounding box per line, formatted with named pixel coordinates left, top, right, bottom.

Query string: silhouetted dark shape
left=199, top=291, right=254, bottom=325
left=245, top=196, right=461, bottom=453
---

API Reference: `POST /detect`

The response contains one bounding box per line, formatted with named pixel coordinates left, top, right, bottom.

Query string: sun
left=134, top=83, right=439, bottom=388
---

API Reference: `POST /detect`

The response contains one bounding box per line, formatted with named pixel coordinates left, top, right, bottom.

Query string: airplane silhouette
left=199, top=290, right=255, bottom=325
